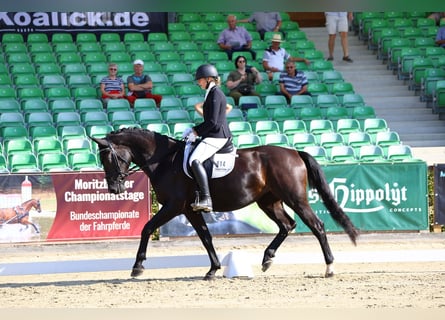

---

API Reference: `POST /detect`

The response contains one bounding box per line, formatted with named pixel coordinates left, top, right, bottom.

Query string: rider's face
left=196, top=78, right=207, bottom=89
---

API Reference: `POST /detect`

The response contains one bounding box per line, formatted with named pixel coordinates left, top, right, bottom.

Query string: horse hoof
left=261, top=259, right=273, bottom=272
left=131, top=267, right=144, bottom=278
left=325, top=264, right=334, bottom=278
left=203, top=271, right=217, bottom=281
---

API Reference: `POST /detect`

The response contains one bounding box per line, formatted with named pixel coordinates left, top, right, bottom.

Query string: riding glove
left=182, top=127, right=197, bottom=142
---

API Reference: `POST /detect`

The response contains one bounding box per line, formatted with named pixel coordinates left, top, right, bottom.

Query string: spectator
left=100, top=63, right=126, bottom=108
left=217, top=14, right=257, bottom=60
left=325, top=12, right=353, bottom=62
left=262, top=33, right=310, bottom=81
left=279, top=60, right=311, bottom=104
left=427, top=12, right=445, bottom=26
left=238, top=12, right=282, bottom=40
left=125, top=59, right=162, bottom=107
left=225, top=55, right=262, bottom=106
left=436, top=25, right=445, bottom=48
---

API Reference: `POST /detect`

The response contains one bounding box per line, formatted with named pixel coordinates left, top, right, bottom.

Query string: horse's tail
left=299, top=151, right=359, bottom=245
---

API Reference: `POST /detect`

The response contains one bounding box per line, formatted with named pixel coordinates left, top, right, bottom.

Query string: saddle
left=183, top=139, right=238, bottom=179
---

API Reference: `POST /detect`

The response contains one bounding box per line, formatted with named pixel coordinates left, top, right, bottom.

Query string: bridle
left=99, top=139, right=139, bottom=185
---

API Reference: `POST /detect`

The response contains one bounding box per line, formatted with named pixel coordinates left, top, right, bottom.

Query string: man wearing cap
left=125, top=59, right=162, bottom=107
left=262, top=33, right=310, bottom=81
left=217, top=14, right=257, bottom=61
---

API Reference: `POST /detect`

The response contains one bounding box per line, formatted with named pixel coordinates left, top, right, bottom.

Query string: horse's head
left=91, top=136, right=132, bottom=194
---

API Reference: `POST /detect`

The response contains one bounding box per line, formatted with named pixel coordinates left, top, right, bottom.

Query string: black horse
left=91, top=128, right=359, bottom=280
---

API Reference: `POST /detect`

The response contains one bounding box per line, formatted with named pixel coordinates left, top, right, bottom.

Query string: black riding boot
left=190, top=159, right=213, bottom=212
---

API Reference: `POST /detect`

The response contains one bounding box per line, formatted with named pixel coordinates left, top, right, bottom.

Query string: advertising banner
left=434, top=164, right=445, bottom=225
left=0, top=12, right=168, bottom=39
left=47, top=171, right=150, bottom=241
left=0, top=171, right=150, bottom=243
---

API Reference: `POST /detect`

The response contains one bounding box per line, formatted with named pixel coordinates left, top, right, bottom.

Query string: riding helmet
left=195, top=64, right=219, bottom=80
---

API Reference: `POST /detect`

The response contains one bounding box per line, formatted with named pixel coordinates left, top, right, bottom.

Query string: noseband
left=99, top=140, right=139, bottom=184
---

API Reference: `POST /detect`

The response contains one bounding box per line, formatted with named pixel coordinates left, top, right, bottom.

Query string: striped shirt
left=279, top=70, right=308, bottom=95
left=100, top=76, right=124, bottom=92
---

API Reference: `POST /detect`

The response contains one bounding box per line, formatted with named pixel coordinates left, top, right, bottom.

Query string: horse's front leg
left=131, top=206, right=178, bottom=278
left=185, top=211, right=221, bottom=280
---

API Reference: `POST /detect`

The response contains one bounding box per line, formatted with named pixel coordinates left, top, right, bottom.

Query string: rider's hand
left=182, top=127, right=193, bottom=139
left=182, top=127, right=197, bottom=142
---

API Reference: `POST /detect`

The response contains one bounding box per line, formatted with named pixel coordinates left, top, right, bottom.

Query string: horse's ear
left=90, top=136, right=108, bottom=148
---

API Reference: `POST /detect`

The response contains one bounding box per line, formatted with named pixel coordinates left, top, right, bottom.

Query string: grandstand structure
left=0, top=11, right=442, bottom=173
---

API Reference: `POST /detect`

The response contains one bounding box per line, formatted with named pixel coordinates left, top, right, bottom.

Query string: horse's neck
left=21, top=200, right=34, bottom=210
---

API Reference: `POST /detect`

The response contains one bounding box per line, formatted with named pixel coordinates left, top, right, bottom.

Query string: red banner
left=47, top=171, right=150, bottom=241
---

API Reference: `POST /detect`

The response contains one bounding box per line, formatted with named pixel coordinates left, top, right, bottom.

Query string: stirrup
left=191, top=191, right=213, bottom=212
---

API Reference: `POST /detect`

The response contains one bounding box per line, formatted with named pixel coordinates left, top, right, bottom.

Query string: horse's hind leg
left=257, top=196, right=296, bottom=272
left=292, top=201, right=335, bottom=277
left=185, top=212, right=221, bottom=280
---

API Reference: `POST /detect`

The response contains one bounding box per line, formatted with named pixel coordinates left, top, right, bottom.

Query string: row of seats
left=234, top=133, right=414, bottom=163
left=357, top=12, right=445, bottom=120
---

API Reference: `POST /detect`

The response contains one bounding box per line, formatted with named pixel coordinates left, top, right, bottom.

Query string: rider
left=182, top=64, right=233, bottom=212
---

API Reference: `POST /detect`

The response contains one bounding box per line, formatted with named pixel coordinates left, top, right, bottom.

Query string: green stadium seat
left=0, top=99, right=20, bottom=113
left=34, top=138, right=63, bottom=156
left=62, top=63, right=87, bottom=75
left=137, top=110, right=163, bottom=126
left=263, top=133, right=290, bottom=147
left=358, top=145, right=386, bottom=162
left=346, top=131, right=372, bottom=148
left=1, top=126, right=29, bottom=142
left=76, top=33, right=97, bottom=43
left=0, top=87, right=17, bottom=100
left=99, top=33, right=121, bottom=43
left=45, top=87, right=72, bottom=102
left=27, top=111, right=54, bottom=128
left=147, top=32, right=168, bottom=42
left=226, top=108, right=245, bottom=122
left=18, top=87, right=45, bottom=101
left=36, top=63, right=62, bottom=76
left=82, top=52, right=108, bottom=64
left=235, top=134, right=262, bottom=148
left=330, top=145, right=357, bottom=163
left=2, top=33, right=24, bottom=44
left=246, top=107, right=269, bottom=122
left=51, top=33, right=74, bottom=44
left=69, top=152, right=100, bottom=171
left=4, top=138, right=33, bottom=156
left=39, top=152, right=71, bottom=172
left=29, top=126, right=57, bottom=140
left=336, top=118, right=361, bottom=136
left=49, top=99, right=76, bottom=115
left=10, top=63, right=35, bottom=76
left=41, top=75, right=66, bottom=89
left=386, top=144, right=414, bottom=161
left=9, top=152, right=40, bottom=173
left=87, top=124, right=114, bottom=138
left=54, top=111, right=81, bottom=127
left=146, top=123, right=171, bottom=136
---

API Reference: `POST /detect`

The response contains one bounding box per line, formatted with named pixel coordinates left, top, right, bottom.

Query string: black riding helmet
left=195, top=63, right=218, bottom=80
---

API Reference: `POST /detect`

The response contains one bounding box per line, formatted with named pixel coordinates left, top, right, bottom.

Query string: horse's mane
left=107, top=127, right=185, bottom=155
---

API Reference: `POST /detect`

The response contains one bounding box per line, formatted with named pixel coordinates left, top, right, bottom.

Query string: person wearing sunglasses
left=279, top=60, right=311, bottom=104
left=225, top=55, right=262, bottom=106
left=100, top=63, right=126, bottom=108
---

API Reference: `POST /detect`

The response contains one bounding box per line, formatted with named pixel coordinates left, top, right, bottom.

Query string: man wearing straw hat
left=262, top=33, right=310, bottom=81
